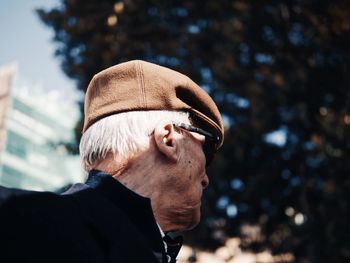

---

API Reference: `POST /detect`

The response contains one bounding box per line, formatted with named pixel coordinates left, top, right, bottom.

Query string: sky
left=0, top=0, right=79, bottom=99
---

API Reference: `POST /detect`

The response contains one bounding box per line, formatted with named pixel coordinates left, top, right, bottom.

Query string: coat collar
left=85, top=170, right=165, bottom=255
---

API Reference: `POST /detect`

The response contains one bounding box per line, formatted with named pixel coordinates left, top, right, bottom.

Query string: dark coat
left=0, top=170, right=167, bottom=263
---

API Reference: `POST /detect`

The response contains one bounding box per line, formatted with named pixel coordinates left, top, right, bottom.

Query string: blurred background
left=0, top=0, right=349, bottom=262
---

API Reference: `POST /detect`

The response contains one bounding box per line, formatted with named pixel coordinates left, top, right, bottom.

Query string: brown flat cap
left=83, top=60, right=224, bottom=149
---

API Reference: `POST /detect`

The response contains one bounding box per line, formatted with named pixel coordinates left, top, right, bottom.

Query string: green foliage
left=37, top=0, right=350, bottom=262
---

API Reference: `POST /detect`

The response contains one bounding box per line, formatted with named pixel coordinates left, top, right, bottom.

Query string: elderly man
left=0, top=60, right=224, bottom=263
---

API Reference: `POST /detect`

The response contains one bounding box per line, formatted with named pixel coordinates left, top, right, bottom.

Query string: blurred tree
left=38, top=0, right=350, bottom=262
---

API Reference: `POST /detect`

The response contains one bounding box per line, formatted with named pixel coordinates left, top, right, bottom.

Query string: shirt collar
left=157, top=223, right=168, bottom=253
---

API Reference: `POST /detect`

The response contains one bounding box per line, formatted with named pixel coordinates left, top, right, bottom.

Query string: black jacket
left=0, top=170, right=168, bottom=263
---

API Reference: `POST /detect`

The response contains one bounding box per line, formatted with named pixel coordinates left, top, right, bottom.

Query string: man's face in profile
left=156, top=126, right=209, bottom=231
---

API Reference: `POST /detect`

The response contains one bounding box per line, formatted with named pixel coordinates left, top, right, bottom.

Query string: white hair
left=79, top=110, right=190, bottom=171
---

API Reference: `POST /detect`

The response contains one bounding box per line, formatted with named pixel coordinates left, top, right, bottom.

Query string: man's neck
left=92, top=149, right=182, bottom=233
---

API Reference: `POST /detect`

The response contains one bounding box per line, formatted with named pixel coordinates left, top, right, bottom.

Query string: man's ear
left=154, top=122, right=178, bottom=163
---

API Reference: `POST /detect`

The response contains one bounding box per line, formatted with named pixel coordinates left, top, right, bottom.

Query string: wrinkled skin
left=95, top=122, right=209, bottom=233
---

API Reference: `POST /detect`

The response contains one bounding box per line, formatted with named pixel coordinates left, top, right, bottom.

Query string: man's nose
left=201, top=174, right=209, bottom=189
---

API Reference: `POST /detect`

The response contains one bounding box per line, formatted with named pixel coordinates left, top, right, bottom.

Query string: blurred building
left=0, top=64, right=83, bottom=191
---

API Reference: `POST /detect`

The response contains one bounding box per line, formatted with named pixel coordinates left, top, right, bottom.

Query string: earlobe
left=154, top=122, right=178, bottom=163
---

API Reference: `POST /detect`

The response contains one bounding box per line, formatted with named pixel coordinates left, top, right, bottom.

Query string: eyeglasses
left=173, top=123, right=219, bottom=167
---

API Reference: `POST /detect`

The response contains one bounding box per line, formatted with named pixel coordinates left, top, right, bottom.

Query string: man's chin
left=166, top=206, right=201, bottom=232
left=183, top=210, right=201, bottom=231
